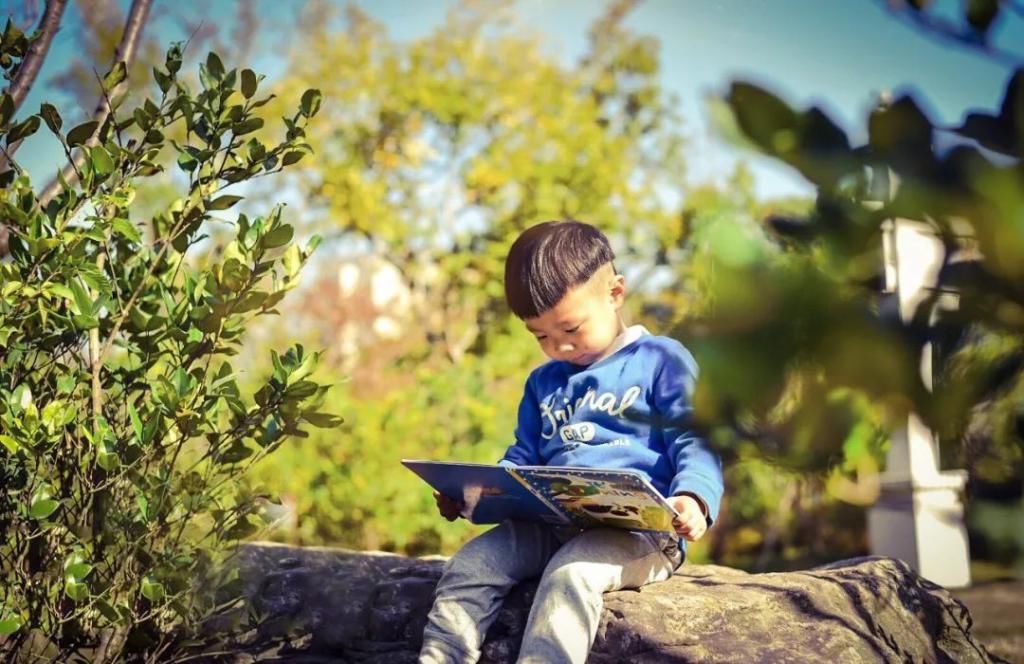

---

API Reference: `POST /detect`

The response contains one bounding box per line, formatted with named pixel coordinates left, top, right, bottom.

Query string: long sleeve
left=653, top=346, right=724, bottom=525
left=499, top=374, right=543, bottom=466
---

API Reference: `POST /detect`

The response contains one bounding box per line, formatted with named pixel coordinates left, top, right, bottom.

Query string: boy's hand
left=434, top=491, right=464, bottom=522
left=669, top=494, right=708, bottom=542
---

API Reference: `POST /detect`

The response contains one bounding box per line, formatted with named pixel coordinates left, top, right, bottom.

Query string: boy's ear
left=610, top=273, right=626, bottom=307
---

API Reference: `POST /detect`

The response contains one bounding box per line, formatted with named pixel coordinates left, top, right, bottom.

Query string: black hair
left=504, top=220, right=615, bottom=319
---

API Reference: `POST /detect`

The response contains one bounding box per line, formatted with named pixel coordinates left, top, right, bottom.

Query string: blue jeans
left=419, top=521, right=683, bottom=664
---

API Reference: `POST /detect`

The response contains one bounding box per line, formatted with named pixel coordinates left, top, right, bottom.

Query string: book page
left=516, top=466, right=677, bottom=533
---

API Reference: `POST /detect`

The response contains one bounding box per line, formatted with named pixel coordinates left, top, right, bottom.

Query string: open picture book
left=402, top=460, right=679, bottom=533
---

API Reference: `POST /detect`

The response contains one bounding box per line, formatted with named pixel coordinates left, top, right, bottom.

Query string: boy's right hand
left=434, top=491, right=464, bottom=521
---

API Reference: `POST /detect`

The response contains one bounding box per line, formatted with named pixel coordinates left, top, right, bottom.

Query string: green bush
left=250, top=323, right=537, bottom=555
left=0, top=44, right=333, bottom=661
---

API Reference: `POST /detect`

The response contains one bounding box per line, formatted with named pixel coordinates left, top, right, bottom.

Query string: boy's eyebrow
left=525, top=317, right=584, bottom=333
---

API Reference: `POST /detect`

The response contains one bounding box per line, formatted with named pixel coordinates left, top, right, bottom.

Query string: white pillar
left=867, top=220, right=972, bottom=588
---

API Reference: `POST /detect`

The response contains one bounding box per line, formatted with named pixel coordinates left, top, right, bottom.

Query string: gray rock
left=232, top=542, right=1005, bottom=663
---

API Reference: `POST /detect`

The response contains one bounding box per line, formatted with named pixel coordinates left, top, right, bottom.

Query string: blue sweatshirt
left=500, top=326, right=724, bottom=525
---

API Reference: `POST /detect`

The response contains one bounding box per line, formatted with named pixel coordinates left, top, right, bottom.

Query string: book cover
left=401, top=460, right=569, bottom=526
left=402, top=460, right=678, bottom=533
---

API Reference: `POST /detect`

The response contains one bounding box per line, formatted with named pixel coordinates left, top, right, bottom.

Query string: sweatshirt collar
left=589, top=324, right=649, bottom=366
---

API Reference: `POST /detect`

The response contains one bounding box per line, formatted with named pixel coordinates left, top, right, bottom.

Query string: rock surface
left=954, top=580, right=1024, bottom=664
left=230, top=542, right=1006, bottom=663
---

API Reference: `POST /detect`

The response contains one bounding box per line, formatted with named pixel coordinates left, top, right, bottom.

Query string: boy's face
left=524, top=265, right=626, bottom=366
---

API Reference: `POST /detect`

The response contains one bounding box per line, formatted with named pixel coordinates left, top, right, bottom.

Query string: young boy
left=419, top=220, right=723, bottom=664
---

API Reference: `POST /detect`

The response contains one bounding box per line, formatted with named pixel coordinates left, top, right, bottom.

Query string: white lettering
left=609, top=386, right=641, bottom=416
left=540, top=402, right=557, bottom=439
left=594, top=392, right=616, bottom=412
left=540, top=385, right=642, bottom=438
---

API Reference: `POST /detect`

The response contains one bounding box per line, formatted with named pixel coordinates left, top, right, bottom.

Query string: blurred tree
left=247, top=0, right=700, bottom=553
left=686, top=0, right=1024, bottom=538
left=881, top=0, right=1024, bottom=67
left=261, top=0, right=686, bottom=367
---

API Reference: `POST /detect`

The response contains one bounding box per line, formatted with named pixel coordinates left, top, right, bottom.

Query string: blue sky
left=14, top=0, right=1024, bottom=199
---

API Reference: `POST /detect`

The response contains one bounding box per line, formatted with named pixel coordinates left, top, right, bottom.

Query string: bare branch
left=5, top=0, right=69, bottom=111
left=37, top=0, right=153, bottom=206
left=0, top=0, right=70, bottom=170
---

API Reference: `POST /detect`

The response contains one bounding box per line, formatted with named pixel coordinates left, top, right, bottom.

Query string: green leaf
left=300, top=88, right=322, bottom=118
left=128, top=401, right=144, bottom=442
left=246, top=138, right=266, bottom=163
left=285, top=380, right=318, bottom=400
left=137, top=493, right=152, bottom=522
left=225, top=516, right=259, bottom=540
left=29, top=497, right=60, bottom=520
left=69, top=279, right=94, bottom=316
left=165, top=42, right=183, bottom=73
left=143, top=412, right=159, bottom=444
left=0, top=92, right=14, bottom=126
left=57, top=373, right=76, bottom=394
left=232, top=117, right=263, bottom=136
left=44, top=283, right=75, bottom=302
left=727, top=82, right=799, bottom=156
left=173, top=366, right=192, bottom=398
left=64, top=553, right=94, bottom=581
left=288, top=351, right=318, bottom=384
left=65, top=578, right=89, bottom=601
left=240, top=68, right=258, bottom=98
left=234, top=290, right=267, bottom=313
left=966, top=0, right=1000, bottom=33
left=206, top=52, right=225, bottom=80
left=216, top=439, right=253, bottom=464
left=73, top=313, right=100, bottom=330
left=303, top=412, right=343, bottom=428
left=97, top=449, right=119, bottom=471
left=153, top=67, right=172, bottom=93
left=112, top=217, right=142, bottom=244
left=66, top=120, right=99, bottom=146
left=95, top=599, right=120, bottom=623
left=41, top=400, right=66, bottom=429
left=13, top=384, right=32, bottom=412
left=262, top=224, right=293, bottom=248
left=39, top=102, right=62, bottom=134
left=91, top=145, right=115, bottom=175
left=282, top=244, right=302, bottom=280
left=141, top=577, right=165, bottom=602
left=220, top=258, right=251, bottom=292
left=177, top=150, right=199, bottom=172
left=281, top=151, right=306, bottom=166
left=103, top=61, right=127, bottom=89
left=208, top=195, right=243, bottom=210
left=0, top=618, right=22, bottom=636
left=7, top=115, right=40, bottom=144
left=0, top=434, right=19, bottom=453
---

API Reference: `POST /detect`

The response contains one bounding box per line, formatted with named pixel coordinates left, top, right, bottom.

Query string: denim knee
left=537, top=560, right=606, bottom=597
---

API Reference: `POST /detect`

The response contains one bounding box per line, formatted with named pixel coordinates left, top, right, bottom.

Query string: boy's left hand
left=668, top=494, right=707, bottom=542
